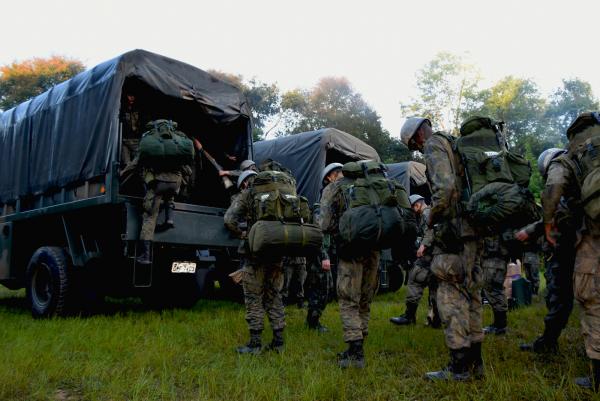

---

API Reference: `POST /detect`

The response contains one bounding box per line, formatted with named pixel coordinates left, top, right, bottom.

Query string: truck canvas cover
left=385, top=161, right=427, bottom=195
left=0, top=49, right=252, bottom=204
left=254, top=128, right=380, bottom=204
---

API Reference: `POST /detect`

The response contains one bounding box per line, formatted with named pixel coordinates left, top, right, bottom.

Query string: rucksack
left=456, top=116, right=536, bottom=233
left=567, top=112, right=600, bottom=220
left=337, top=161, right=416, bottom=256
left=247, top=168, right=322, bottom=257
left=139, top=120, right=195, bottom=170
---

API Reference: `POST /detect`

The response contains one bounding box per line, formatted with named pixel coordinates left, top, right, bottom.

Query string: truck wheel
left=387, top=264, right=404, bottom=293
left=26, top=246, right=71, bottom=318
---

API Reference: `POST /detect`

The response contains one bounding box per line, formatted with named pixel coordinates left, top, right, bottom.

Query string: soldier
left=320, top=163, right=380, bottom=369
left=390, top=194, right=440, bottom=328
left=305, top=163, right=343, bottom=332
left=518, top=148, right=576, bottom=354
left=562, top=113, right=600, bottom=391
left=401, top=117, right=484, bottom=381
left=282, top=256, right=307, bottom=308
left=120, top=91, right=143, bottom=167
left=220, top=159, right=258, bottom=182
left=481, top=234, right=511, bottom=335
left=137, top=120, right=193, bottom=264
left=224, top=164, right=287, bottom=355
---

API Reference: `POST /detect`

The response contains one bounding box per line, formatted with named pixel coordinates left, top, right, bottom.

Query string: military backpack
left=138, top=120, right=195, bottom=170
left=337, top=161, right=416, bottom=257
left=456, top=116, right=536, bottom=233
left=247, top=167, right=322, bottom=257
left=567, top=112, right=600, bottom=220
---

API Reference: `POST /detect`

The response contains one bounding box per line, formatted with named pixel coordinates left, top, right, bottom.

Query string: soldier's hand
left=416, top=244, right=426, bottom=258
left=514, top=230, right=529, bottom=242
left=322, top=259, right=331, bottom=271
left=228, top=269, right=244, bottom=284
left=545, top=223, right=557, bottom=247
left=219, top=170, right=231, bottom=177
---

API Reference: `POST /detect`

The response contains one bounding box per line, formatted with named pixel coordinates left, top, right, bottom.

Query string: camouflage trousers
left=305, top=258, right=331, bottom=323
left=522, top=251, right=540, bottom=293
left=482, top=256, right=509, bottom=313
left=282, top=257, right=307, bottom=302
left=432, top=238, right=484, bottom=350
left=542, top=242, right=575, bottom=338
left=406, top=256, right=438, bottom=314
left=140, top=180, right=180, bottom=241
left=337, top=251, right=380, bottom=342
left=574, top=234, right=600, bottom=360
left=242, top=260, right=285, bottom=332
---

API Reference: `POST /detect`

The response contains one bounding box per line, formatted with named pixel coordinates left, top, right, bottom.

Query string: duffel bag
left=248, top=220, right=323, bottom=257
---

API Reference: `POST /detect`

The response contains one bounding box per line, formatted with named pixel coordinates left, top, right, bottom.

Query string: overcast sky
left=2, top=0, right=599, bottom=136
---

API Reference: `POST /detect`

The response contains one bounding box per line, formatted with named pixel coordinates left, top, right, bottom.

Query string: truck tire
left=26, top=246, right=71, bottom=318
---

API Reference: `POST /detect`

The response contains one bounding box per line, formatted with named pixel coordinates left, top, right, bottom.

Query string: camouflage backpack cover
left=247, top=165, right=322, bottom=257
left=337, top=160, right=416, bottom=256
left=138, top=120, right=195, bottom=170
left=567, top=112, right=600, bottom=220
left=456, top=116, right=536, bottom=233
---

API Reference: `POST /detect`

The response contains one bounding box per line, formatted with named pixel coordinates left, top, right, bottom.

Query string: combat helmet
left=409, top=194, right=425, bottom=206
left=321, top=162, right=343, bottom=186
left=240, top=160, right=256, bottom=171
left=537, top=148, right=565, bottom=177
left=237, top=170, right=257, bottom=189
left=400, top=117, right=431, bottom=147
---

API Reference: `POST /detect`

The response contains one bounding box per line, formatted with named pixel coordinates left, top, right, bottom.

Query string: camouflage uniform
left=121, top=108, right=142, bottom=166
left=519, top=156, right=578, bottom=353
left=522, top=249, right=541, bottom=295
left=482, top=235, right=509, bottom=313
left=424, top=132, right=484, bottom=351
left=405, top=207, right=439, bottom=322
left=224, top=188, right=285, bottom=333
left=320, top=178, right=381, bottom=343
left=140, top=171, right=183, bottom=241
left=282, top=256, right=307, bottom=304
left=305, top=203, right=332, bottom=325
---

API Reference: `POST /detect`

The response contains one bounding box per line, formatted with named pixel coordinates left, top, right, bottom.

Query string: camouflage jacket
left=418, top=207, right=434, bottom=248
left=542, top=156, right=580, bottom=225
left=224, top=189, right=252, bottom=238
left=424, top=132, right=473, bottom=237
left=319, top=177, right=351, bottom=260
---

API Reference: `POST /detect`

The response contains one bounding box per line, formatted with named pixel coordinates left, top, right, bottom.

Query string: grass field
left=0, top=285, right=594, bottom=401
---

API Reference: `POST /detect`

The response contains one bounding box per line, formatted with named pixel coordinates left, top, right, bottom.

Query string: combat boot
left=519, top=334, right=559, bottom=354
left=338, top=340, right=365, bottom=369
left=236, top=330, right=262, bottom=355
left=483, top=311, right=507, bottom=335
left=425, top=348, right=470, bottom=381
left=164, top=203, right=175, bottom=228
left=470, top=342, right=484, bottom=379
left=307, top=314, right=328, bottom=333
left=265, top=329, right=284, bottom=353
left=390, top=302, right=418, bottom=326
left=136, top=240, right=152, bottom=265
left=575, top=359, right=600, bottom=392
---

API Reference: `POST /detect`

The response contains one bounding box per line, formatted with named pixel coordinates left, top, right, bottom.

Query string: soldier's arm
left=224, top=190, right=250, bottom=238
left=319, top=183, right=342, bottom=263
left=542, top=162, right=570, bottom=225
left=424, top=137, right=458, bottom=225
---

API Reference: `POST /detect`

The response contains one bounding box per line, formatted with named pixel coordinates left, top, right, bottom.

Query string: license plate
left=171, top=262, right=197, bottom=273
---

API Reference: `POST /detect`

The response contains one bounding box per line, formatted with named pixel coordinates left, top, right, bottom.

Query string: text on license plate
left=171, top=262, right=197, bottom=273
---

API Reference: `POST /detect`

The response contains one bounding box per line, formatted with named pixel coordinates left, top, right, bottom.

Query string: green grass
left=0, top=286, right=594, bottom=401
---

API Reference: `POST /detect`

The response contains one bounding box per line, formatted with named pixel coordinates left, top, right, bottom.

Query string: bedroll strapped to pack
left=338, top=161, right=416, bottom=256
left=567, top=112, right=600, bottom=220
left=457, top=116, right=536, bottom=233
left=247, top=168, right=321, bottom=256
left=138, top=120, right=195, bottom=170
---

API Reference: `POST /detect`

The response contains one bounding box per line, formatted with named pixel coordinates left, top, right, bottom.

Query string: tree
left=0, top=56, right=85, bottom=110
left=280, top=77, right=400, bottom=161
left=467, top=76, right=547, bottom=154
left=401, top=52, right=481, bottom=134
left=208, top=70, right=281, bottom=141
left=546, top=78, right=599, bottom=144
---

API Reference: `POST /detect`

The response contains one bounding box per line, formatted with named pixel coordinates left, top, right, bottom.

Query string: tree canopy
left=0, top=56, right=85, bottom=110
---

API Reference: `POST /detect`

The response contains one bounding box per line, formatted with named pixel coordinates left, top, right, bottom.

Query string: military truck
left=0, top=50, right=252, bottom=317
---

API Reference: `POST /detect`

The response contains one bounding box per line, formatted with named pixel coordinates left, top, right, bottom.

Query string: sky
left=2, top=0, right=599, bottom=136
